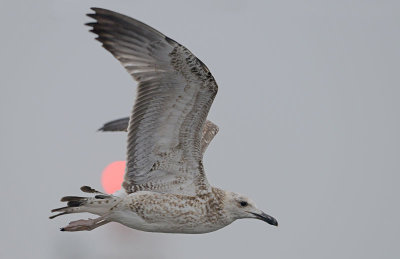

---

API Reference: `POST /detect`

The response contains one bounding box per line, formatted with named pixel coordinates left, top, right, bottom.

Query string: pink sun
left=101, top=161, right=125, bottom=194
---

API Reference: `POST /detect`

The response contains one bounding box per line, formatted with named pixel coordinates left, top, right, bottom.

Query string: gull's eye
left=240, top=201, right=248, bottom=207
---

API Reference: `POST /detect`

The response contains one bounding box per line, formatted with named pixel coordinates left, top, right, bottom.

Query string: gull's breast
left=110, top=191, right=232, bottom=234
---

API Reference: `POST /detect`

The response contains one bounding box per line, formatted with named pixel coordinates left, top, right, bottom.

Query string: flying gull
left=50, top=8, right=278, bottom=233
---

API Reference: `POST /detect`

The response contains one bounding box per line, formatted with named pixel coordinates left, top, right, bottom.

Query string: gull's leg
left=61, top=215, right=110, bottom=232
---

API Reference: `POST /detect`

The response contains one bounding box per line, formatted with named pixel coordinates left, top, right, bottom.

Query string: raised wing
left=99, top=117, right=219, bottom=153
left=87, top=8, right=218, bottom=196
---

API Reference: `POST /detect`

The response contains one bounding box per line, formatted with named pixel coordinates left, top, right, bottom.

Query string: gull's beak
left=250, top=211, right=278, bottom=226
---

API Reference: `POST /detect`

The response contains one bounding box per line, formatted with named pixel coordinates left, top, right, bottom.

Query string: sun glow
left=101, top=161, right=125, bottom=194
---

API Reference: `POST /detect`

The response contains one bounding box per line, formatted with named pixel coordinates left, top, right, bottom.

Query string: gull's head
left=224, top=191, right=278, bottom=227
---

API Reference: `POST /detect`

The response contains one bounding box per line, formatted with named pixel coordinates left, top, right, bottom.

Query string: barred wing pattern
left=87, top=8, right=218, bottom=195
left=200, top=120, right=219, bottom=154
left=99, top=117, right=219, bottom=154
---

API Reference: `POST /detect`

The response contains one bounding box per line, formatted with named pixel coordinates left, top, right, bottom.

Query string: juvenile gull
left=50, top=8, right=278, bottom=234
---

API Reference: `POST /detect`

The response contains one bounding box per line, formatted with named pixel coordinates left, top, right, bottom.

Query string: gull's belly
left=109, top=192, right=231, bottom=234
left=111, top=209, right=224, bottom=234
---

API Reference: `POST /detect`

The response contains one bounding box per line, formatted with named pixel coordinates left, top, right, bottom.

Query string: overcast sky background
left=1, top=0, right=399, bottom=258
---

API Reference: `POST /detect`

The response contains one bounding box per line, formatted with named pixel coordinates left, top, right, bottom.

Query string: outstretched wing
left=87, top=8, right=218, bottom=195
left=99, top=117, right=219, bottom=153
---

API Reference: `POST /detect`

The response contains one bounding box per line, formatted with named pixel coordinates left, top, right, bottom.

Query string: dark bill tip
left=250, top=212, right=278, bottom=227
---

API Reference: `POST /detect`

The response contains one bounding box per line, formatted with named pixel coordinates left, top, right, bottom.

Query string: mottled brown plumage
left=50, top=8, right=278, bottom=234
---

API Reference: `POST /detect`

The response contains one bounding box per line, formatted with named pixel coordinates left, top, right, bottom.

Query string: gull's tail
left=50, top=186, right=122, bottom=231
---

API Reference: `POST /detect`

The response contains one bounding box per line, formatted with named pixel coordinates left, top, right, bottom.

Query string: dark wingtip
left=87, top=7, right=106, bottom=20
left=60, top=228, right=65, bottom=231
left=51, top=206, right=68, bottom=213
left=95, top=195, right=109, bottom=199
left=80, top=186, right=98, bottom=193
left=85, top=22, right=97, bottom=27
left=86, top=13, right=96, bottom=19
left=86, top=7, right=99, bottom=19
left=88, top=7, right=113, bottom=16
left=67, top=200, right=83, bottom=207
left=49, top=211, right=68, bottom=219
left=271, top=218, right=278, bottom=227
left=89, top=7, right=101, bottom=13
left=60, top=196, right=85, bottom=202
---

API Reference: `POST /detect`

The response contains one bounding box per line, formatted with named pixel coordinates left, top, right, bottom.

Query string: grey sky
left=1, top=0, right=399, bottom=258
